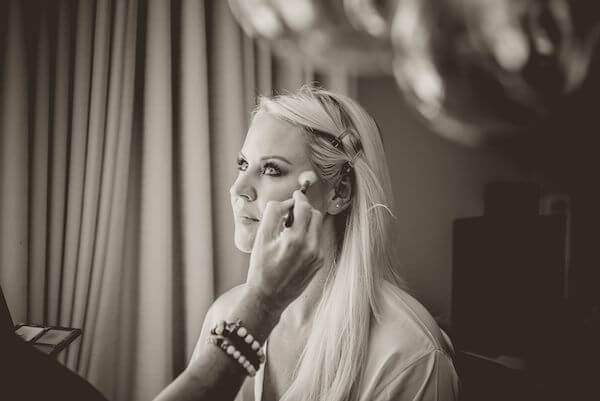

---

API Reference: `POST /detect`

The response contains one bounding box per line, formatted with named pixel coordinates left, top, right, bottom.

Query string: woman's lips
left=237, top=215, right=259, bottom=224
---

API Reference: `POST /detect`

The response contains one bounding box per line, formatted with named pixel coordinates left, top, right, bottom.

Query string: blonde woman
left=191, top=86, right=459, bottom=401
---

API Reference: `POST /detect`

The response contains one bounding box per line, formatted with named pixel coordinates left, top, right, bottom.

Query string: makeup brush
left=284, top=170, right=318, bottom=228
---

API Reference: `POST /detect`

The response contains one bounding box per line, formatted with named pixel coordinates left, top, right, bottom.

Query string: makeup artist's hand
left=246, top=190, right=324, bottom=313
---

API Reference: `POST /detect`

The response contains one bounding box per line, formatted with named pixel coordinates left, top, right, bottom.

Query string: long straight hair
left=257, top=86, right=403, bottom=401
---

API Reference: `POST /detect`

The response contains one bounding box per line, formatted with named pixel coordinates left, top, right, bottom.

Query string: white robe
left=191, top=281, right=459, bottom=401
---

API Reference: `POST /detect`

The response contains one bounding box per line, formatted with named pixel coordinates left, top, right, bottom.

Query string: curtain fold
left=135, top=0, right=175, bottom=398
left=180, top=0, right=214, bottom=361
left=29, top=4, right=50, bottom=325
left=82, top=0, right=139, bottom=386
left=1, top=0, right=29, bottom=324
left=0, top=1, right=352, bottom=400
left=59, top=0, right=93, bottom=342
left=67, top=0, right=113, bottom=371
left=46, top=0, right=71, bottom=328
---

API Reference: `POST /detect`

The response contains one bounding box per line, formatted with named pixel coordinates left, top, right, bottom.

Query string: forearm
left=153, top=287, right=282, bottom=401
left=226, top=286, right=283, bottom=345
left=152, top=344, right=244, bottom=401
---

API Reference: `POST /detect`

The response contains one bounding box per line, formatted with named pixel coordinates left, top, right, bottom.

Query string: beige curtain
left=0, top=0, right=351, bottom=400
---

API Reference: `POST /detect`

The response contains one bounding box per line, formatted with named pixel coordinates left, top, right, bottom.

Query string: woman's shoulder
left=360, top=282, right=459, bottom=400
left=368, top=281, right=454, bottom=367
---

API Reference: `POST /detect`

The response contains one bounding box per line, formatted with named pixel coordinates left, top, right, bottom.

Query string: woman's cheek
left=258, top=186, right=297, bottom=210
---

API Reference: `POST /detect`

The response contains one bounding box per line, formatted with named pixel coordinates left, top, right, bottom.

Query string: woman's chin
left=234, top=231, right=255, bottom=254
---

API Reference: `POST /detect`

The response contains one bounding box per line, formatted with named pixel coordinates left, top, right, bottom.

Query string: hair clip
left=330, top=130, right=351, bottom=149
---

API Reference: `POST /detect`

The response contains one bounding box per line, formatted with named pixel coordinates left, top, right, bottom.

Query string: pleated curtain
left=0, top=0, right=352, bottom=400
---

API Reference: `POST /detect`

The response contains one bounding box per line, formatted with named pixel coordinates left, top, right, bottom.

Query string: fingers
left=259, top=198, right=294, bottom=239
left=258, top=189, right=317, bottom=240
left=288, top=190, right=312, bottom=232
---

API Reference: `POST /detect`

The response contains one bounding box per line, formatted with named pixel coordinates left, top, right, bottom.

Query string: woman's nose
left=229, top=173, right=257, bottom=201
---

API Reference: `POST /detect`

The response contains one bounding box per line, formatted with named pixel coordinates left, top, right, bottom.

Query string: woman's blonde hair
left=256, top=85, right=403, bottom=401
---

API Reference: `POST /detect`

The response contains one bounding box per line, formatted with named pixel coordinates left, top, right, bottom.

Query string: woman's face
left=230, top=112, right=327, bottom=253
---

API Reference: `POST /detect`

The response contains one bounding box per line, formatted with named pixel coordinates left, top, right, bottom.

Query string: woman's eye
left=261, top=162, right=282, bottom=176
left=237, top=158, right=283, bottom=176
left=237, top=158, right=248, bottom=171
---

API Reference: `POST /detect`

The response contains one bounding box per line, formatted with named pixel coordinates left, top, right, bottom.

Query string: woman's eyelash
left=260, top=162, right=282, bottom=176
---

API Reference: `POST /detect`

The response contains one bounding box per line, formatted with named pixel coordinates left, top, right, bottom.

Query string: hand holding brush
left=284, top=171, right=318, bottom=228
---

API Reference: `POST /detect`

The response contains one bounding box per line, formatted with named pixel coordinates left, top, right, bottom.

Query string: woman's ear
left=326, top=174, right=352, bottom=215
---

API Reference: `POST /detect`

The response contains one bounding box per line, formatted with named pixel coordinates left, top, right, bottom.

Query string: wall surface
left=356, top=76, right=536, bottom=325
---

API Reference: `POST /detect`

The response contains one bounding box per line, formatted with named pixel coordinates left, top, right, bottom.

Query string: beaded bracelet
left=207, top=335, right=258, bottom=376
left=208, top=320, right=265, bottom=377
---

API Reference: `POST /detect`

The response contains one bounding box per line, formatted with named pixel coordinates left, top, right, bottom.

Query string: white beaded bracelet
left=209, top=320, right=266, bottom=376
left=219, top=338, right=257, bottom=377
left=236, top=327, right=266, bottom=363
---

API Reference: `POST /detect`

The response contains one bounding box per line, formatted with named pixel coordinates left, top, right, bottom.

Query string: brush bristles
left=299, top=171, right=318, bottom=193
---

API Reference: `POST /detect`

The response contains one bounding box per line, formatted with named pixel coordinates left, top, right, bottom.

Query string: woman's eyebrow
left=239, top=152, right=293, bottom=165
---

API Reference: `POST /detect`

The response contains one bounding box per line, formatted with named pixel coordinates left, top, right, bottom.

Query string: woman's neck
left=278, top=216, right=337, bottom=330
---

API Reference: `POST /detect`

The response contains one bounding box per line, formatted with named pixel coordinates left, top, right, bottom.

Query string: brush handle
left=284, top=183, right=309, bottom=227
